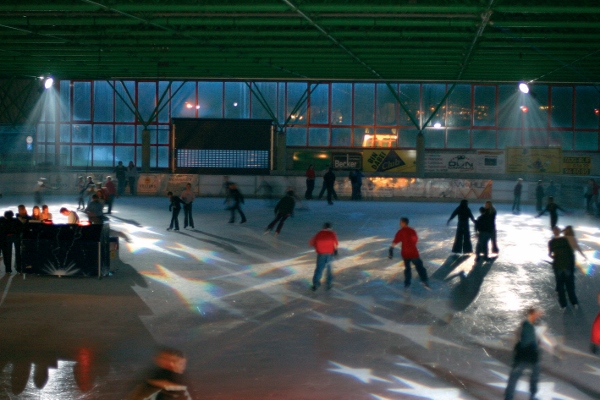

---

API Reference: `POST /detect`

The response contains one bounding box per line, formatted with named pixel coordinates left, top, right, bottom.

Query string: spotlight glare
left=519, top=82, right=529, bottom=94
left=433, top=122, right=442, bottom=129
left=520, top=105, right=529, bottom=113
left=44, top=77, right=54, bottom=89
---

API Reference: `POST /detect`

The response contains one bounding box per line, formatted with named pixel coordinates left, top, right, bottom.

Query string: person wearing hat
left=512, top=178, right=523, bottom=214
left=535, top=180, right=545, bottom=212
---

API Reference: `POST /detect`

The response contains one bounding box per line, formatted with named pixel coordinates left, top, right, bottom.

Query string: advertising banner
left=362, top=149, right=417, bottom=173
left=137, top=174, right=163, bottom=194
left=425, top=151, right=505, bottom=174
left=506, top=147, right=562, bottom=174
left=166, top=174, right=199, bottom=194
left=562, top=156, right=591, bottom=175
left=332, top=153, right=362, bottom=170
left=362, top=178, right=492, bottom=199
left=292, top=151, right=331, bottom=171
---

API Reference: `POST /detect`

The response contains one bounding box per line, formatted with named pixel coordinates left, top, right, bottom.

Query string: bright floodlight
left=44, top=77, right=54, bottom=89
left=519, top=82, right=529, bottom=94
left=433, top=122, right=442, bottom=129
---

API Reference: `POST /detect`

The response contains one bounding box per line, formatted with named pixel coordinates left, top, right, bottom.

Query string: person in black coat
left=485, top=200, right=499, bottom=254
left=447, top=199, right=476, bottom=254
left=0, top=210, right=24, bottom=273
left=536, top=196, right=567, bottom=229
left=323, top=168, right=338, bottom=205
left=264, top=191, right=296, bottom=236
left=475, top=206, right=495, bottom=261
left=226, top=183, right=247, bottom=224
left=167, top=191, right=182, bottom=231
left=512, top=178, right=523, bottom=213
left=535, top=180, right=545, bottom=212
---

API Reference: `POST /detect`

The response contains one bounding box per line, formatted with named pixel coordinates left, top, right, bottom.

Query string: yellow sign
left=362, top=150, right=416, bottom=173
left=505, top=147, right=562, bottom=174
left=562, top=156, right=591, bottom=175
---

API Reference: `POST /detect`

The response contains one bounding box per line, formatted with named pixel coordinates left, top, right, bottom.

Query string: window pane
left=424, top=129, right=445, bottom=148
left=171, top=81, right=197, bottom=118
left=309, top=84, right=329, bottom=124
left=354, top=128, right=369, bottom=148
left=549, top=131, right=573, bottom=150
left=447, top=85, right=471, bottom=127
left=286, top=127, right=306, bottom=146
left=308, top=128, right=329, bottom=147
left=551, top=87, right=573, bottom=128
left=575, top=86, right=599, bottom=129
left=93, top=124, right=113, bottom=143
left=376, top=83, right=398, bottom=126
left=523, top=130, right=548, bottom=147
left=225, top=82, right=249, bottom=119
left=158, top=81, right=171, bottom=123
left=498, top=85, right=520, bottom=128
left=115, top=125, right=134, bottom=143
left=93, top=81, right=114, bottom=122
left=60, top=124, right=70, bottom=143
left=522, top=85, right=549, bottom=131
left=115, top=146, right=135, bottom=165
left=45, top=124, right=55, bottom=143
left=251, top=82, right=277, bottom=120
left=472, top=130, right=496, bottom=149
left=331, top=128, right=352, bottom=147
left=73, top=82, right=91, bottom=121
left=136, top=125, right=157, bottom=144
left=93, top=146, right=113, bottom=167
left=72, top=124, right=91, bottom=142
left=198, top=82, right=223, bottom=118
left=575, top=131, right=598, bottom=151
left=398, top=84, right=420, bottom=127
left=474, top=86, right=496, bottom=126
left=115, top=81, right=136, bottom=122
left=72, top=145, right=92, bottom=166
left=497, top=130, right=521, bottom=148
left=423, top=84, right=446, bottom=128
left=158, top=146, right=169, bottom=168
left=447, top=129, right=470, bottom=148
left=158, top=127, right=169, bottom=145
left=398, top=129, right=418, bottom=148
left=150, top=146, right=157, bottom=168
left=37, top=124, right=46, bottom=142
left=60, top=145, right=70, bottom=166
left=138, top=82, right=156, bottom=123
left=354, top=83, right=374, bottom=125
left=331, top=83, right=352, bottom=125
left=60, top=80, right=71, bottom=121
left=374, top=129, right=398, bottom=148
left=287, top=83, right=308, bottom=124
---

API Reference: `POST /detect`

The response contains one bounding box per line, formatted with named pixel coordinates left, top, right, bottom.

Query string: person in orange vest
left=309, top=222, right=338, bottom=291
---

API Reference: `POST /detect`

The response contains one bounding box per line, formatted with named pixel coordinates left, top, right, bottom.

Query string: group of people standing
left=447, top=199, right=499, bottom=261
left=304, top=165, right=363, bottom=204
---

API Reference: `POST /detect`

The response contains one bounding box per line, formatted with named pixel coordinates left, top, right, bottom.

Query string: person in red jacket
left=309, top=222, right=338, bottom=291
left=592, top=292, right=600, bottom=354
left=389, top=217, right=431, bottom=290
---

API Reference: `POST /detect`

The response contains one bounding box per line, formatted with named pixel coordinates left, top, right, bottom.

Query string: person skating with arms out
left=389, top=217, right=431, bottom=290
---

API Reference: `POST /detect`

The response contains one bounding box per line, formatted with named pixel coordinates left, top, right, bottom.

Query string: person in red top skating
left=389, top=217, right=431, bottom=290
left=592, top=292, right=600, bottom=354
left=309, top=222, right=338, bottom=291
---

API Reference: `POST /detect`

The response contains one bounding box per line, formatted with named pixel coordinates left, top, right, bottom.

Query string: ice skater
left=475, top=206, right=494, bottom=262
left=349, top=169, right=363, bottom=200
left=512, top=178, right=523, bottom=213
left=562, top=225, right=587, bottom=260
left=388, top=217, right=430, bottom=290
left=305, top=165, right=315, bottom=200
left=309, top=222, right=338, bottom=291
left=323, top=167, right=338, bottom=205
left=535, top=180, right=544, bottom=212
left=0, top=210, right=24, bottom=274
left=167, top=191, right=182, bottom=231
left=181, top=182, right=195, bottom=229
left=592, top=293, right=600, bottom=354
left=548, top=226, right=579, bottom=310
left=447, top=199, right=476, bottom=254
left=104, top=176, right=117, bottom=214
left=536, top=196, right=567, bottom=229
left=485, top=200, right=499, bottom=254
left=226, top=183, right=246, bottom=224
left=265, top=190, right=295, bottom=236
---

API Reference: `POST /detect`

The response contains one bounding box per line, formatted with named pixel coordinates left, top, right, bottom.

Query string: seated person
left=60, top=207, right=80, bottom=224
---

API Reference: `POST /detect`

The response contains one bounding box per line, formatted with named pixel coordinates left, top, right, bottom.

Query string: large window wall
left=37, top=81, right=600, bottom=168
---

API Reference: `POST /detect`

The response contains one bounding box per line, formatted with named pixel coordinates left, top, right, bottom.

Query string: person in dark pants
left=85, top=194, right=105, bottom=224
left=265, top=191, right=296, bottom=236
left=115, top=161, right=127, bottom=197
left=349, top=169, right=364, bottom=200
left=305, top=165, right=316, bottom=200
left=126, top=161, right=139, bottom=196
left=323, top=167, right=338, bottom=205
left=309, top=222, right=338, bottom=291
left=535, top=180, right=545, bottom=212
left=0, top=211, right=24, bottom=273
left=447, top=199, right=476, bottom=254
left=167, top=191, right=181, bottom=231
left=536, top=196, right=567, bottom=229
left=389, top=217, right=430, bottom=289
left=512, top=178, right=523, bottom=213
left=181, top=183, right=195, bottom=229
left=549, top=226, right=579, bottom=310
left=484, top=201, right=499, bottom=254
left=226, top=183, right=246, bottom=224
left=475, top=206, right=494, bottom=261
left=317, top=164, right=330, bottom=200
left=104, top=176, right=117, bottom=214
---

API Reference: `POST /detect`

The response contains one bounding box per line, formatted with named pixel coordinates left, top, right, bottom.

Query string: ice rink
left=0, top=193, right=599, bottom=399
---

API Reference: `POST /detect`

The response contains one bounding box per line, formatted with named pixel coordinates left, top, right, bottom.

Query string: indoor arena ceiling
left=0, top=1, right=599, bottom=84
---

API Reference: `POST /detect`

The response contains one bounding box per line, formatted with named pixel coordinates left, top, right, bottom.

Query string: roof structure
left=0, top=1, right=599, bottom=84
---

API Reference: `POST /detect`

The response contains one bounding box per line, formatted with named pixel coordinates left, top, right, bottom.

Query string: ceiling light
left=518, top=82, right=529, bottom=94
left=520, top=105, right=529, bottom=113
left=233, top=102, right=238, bottom=107
left=44, top=77, right=54, bottom=89
left=433, top=122, right=442, bottom=129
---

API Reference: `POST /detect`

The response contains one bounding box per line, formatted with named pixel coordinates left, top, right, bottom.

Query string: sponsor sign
left=362, top=149, right=416, bottom=173
left=166, top=174, right=199, bottom=194
left=362, top=178, right=492, bottom=199
left=506, top=147, right=562, bottom=174
left=137, top=174, right=162, bottom=194
left=562, top=156, right=591, bottom=175
left=332, top=153, right=362, bottom=170
left=425, top=151, right=505, bottom=174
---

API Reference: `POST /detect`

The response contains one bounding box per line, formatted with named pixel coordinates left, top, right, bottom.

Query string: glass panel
left=158, top=81, right=171, bottom=123
left=115, top=81, right=136, bottom=122
left=45, top=124, right=55, bottom=143
left=398, top=129, right=418, bottom=148
left=158, top=146, right=169, bottom=168
left=472, top=130, right=496, bottom=149
left=60, top=145, right=70, bottom=166
left=198, top=82, right=223, bottom=118
left=353, top=83, right=374, bottom=125
left=60, top=124, right=70, bottom=143
left=423, top=84, right=446, bottom=128
left=286, top=82, right=308, bottom=124
left=398, top=84, right=420, bottom=127
left=72, top=124, right=91, bottom=142
left=285, top=127, right=307, bottom=146
left=136, top=125, right=157, bottom=144
left=150, top=146, right=157, bottom=168
left=93, top=145, right=114, bottom=167
left=37, top=124, right=45, bottom=142
left=575, top=131, right=598, bottom=151
left=331, top=128, right=352, bottom=147
left=447, top=129, right=470, bottom=148
left=376, top=83, right=398, bottom=126
left=158, top=127, right=169, bottom=145
left=498, top=84, right=520, bottom=128
left=353, top=128, right=370, bottom=148
left=308, top=128, right=329, bottom=147
left=551, top=86, right=573, bottom=127
left=549, top=131, right=573, bottom=150
left=447, top=85, right=471, bottom=127
left=171, top=81, right=197, bottom=118
left=474, top=86, right=496, bottom=126
left=225, top=82, right=250, bottom=118
left=93, top=124, right=113, bottom=143
left=73, top=81, right=91, bottom=121
left=374, top=128, right=398, bottom=148
left=424, top=129, right=445, bottom=148
left=331, top=83, right=352, bottom=125
left=60, top=80, right=71, bottom=121
left=309, top=84, right=329, bottom=124
left=575, top=86, right=600, bottom=129
left=138, top=82, right=157, bottom=123
left=115, top=125, right=135, bottom=143
left=93, top=81, right=114, bottom=122
left=251, top=82, right=277, bottom=120
left=497, top=130, right=521, bottom=148
left=522, top=85, right=549, bottom=131
left=136, top=146, right=141, bottom=166
left=115, top=146, right=135, bottom=165
left=72, top=145, right=92, bottom=166
left=523, top=130, right=548, bottom=147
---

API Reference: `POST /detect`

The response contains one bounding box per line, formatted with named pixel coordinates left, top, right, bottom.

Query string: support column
left=276, top=130, right=286, bottom=173
left=416, top=132, right=425, bottom=178
left=141, top=129, right=150, bottom=172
